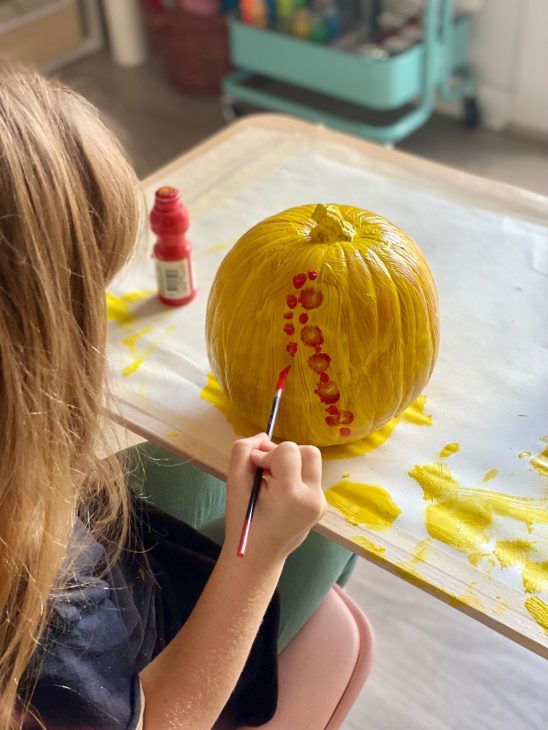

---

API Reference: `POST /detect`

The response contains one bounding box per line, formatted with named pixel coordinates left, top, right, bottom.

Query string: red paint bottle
left=150, top=186, right=197, bottom=307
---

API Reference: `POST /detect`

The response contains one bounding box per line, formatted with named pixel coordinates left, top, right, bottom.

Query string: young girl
left=0, top=65, right=355, bottom=730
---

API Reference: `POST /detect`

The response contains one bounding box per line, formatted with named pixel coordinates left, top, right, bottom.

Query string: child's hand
left=223, top=433, right=326, bottom=572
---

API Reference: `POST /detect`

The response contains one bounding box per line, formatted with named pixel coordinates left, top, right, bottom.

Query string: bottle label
left=155, top=258, right=193, bottom=300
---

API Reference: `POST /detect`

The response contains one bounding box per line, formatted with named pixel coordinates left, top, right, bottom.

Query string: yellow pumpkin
left=206, top=204, right=439, bottom=446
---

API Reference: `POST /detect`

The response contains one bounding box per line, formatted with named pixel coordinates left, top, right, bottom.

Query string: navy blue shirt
left=22, top=500, right=280, bottom=729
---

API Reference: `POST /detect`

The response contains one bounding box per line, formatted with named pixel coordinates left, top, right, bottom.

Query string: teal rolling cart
left=222, top=0, right=479, bottom=144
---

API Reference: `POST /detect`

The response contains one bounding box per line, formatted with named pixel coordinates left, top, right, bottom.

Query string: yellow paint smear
left=122, top=326, right=175, bottom=377
left=106, top=290, right=155, bottom=325
left=122, top=325, right=155, bottom=354
left=524, top=596, right=548, bottom=634
left=325, top=480, right=401, bottom=529
left=447, top=581, right=484, bottom=611
left=402, top=394, right=433, bottom=426
left=168, top=431, right=180, bottom=438
left=530, top=445, right=548, bottom=477
left=351, top=535, right=386, bottom=557
left=201, top=372, right=258, bottom=435
left=493, top=599, right=511, bottom=616
left=518, top=451, right=532, bottom=459
left=482, top=468, right=498, bottom=483
left=439, top=442, right=460, bottom=458
left=201, top=372, right=432, bottom=461
left=493, top=539, right=548, bottom=593
left=205, top=241, right=233, bottom=254
left=409, top=462, right=548, bottom=568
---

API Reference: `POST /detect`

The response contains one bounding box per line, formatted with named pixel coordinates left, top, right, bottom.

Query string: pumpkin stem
left=309, top=204, right=355, bottom=244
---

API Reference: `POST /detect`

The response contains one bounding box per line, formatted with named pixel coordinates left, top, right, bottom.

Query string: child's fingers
left=251, top=441, right=302, bottom=482
left=229, top=433, right=269, bottom=482
left=298, top=445, right=322, bottom=487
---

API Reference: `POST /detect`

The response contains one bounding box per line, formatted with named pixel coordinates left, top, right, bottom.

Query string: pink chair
left=218, top=585, right=374, bottom=730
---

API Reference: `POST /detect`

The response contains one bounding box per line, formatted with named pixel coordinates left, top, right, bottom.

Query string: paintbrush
left=237, top=365, right=291, bottom=558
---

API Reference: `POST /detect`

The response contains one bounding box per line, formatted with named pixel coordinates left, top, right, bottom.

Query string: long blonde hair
left=0, top=65, right=140, bottom=726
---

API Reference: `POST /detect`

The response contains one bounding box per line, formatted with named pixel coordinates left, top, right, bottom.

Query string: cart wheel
left=221, top=95, right=245, bottom=123
left=463, top=95, right=481, bottom=129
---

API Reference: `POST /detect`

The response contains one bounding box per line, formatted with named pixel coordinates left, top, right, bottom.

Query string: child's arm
left=139, top=433, right=325, bottom=730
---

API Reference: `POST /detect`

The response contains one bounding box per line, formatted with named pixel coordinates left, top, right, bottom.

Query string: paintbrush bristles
left=276, top=365, right=291, bottom=391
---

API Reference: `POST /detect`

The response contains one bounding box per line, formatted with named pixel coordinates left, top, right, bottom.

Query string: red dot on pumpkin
left=283, top=323, right=295, bottom=336
left=299, top=313, right=308, bottom=324
left=308, top=271, right=318, bottom=280
left=301, top=325, right=324, bottom=348
left=320, top=372, right=330, bottom=383
left=325, top=414, right=340, bottom=426
left=315, top=381, right=340, bottom=405
left=283, top=311, right=294, bottom=320
left=339, top=411, right=354, bottom=425
left=286, top=294, right=298, bottom=309
left=340, top=427, right=352, bottom=437
left=308, top=352, right=331, bottom=373
left=286, top=342, right=298, bottom=357
left=300, top=288, right=323, bottom=310
left=326, top=405, right=339, bottom=416
left=293, top=273, right=307, bottom=289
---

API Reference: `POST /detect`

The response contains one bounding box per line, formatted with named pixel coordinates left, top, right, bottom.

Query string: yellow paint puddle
left=351, top=535, right=386, bottom=557
left=524, top=596, right=548, bottom=634
left=106, top=290, right=155, bottom=324
left=325, top=480, right=401, bottom=529
left=439, top=442, right=460, bottom=459
left=201, top=372, right=432, bottom=460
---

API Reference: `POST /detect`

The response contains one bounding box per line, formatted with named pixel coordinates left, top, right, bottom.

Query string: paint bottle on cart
left=150, top=186, right=197, bottom=307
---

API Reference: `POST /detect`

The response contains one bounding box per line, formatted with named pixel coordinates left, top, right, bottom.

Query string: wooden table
left=107, top=115, right=548, bottom=659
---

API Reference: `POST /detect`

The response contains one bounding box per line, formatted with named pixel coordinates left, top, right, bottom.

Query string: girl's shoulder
left=23, top=520, right=157, bottom=729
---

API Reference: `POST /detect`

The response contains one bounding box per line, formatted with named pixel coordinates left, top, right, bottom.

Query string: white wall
left=510, top=0, right=548, bottom=135
left=440, top=0, right=548, bottom=135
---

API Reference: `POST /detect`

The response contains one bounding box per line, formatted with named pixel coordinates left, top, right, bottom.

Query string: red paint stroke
left=286, top=294, right=298, bottom=309
left=320, top=371, right=330, bottom=383
left=315, top=381, right=340, bottom=405
left=276, top=365, right=291, bottom=391
left=308, top=352, right=331, bottom=373
left=308, top=271, right=318, bottom=280
left=299, top=288, right=323, bottom=310
left=299, top=313, right=308, bottom=324
left=283, top=311, right=294, bottom=320
left=339, top=427, right=352, bottom=437
left=283, top=323, right=295, bottom=336
left=325, top=414, right=340, bottom=426
left=339, top=410, right=354, bottom=425
left=301, top=325, right=324, bottom=348
left=326, top=405, right=339, bottom=416
left=293, top=273, right=307, bottom=289
left=286, top=342, right=298, bottom=357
